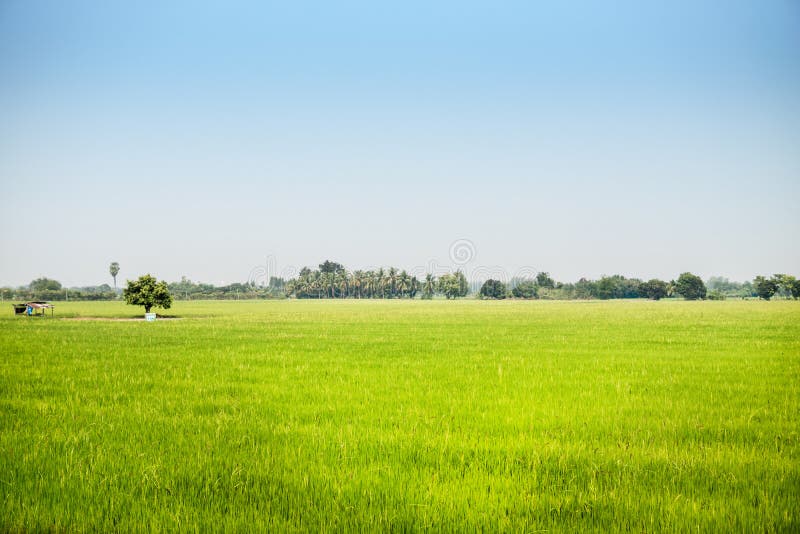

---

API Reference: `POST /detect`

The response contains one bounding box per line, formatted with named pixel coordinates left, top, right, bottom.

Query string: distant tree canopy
left=123, top=274, right=173, bottom=313
left=511, top=281, right=538, bottom=299
left=318, top=261, right=346, bottom=275
left=421, top=274, right=436, bottom=300
left=7, top=265, right=797, bottom=302
left=30, top=278, right=62, bottom=292
left=788, top=278, right=800, bottom=300
left=773, top=274, right=799, bottom=299
left=536, top=272, right=555, bottom=289
left=438, top=271, right=469, bottom=299
left=674, top=273, right=707, bottom=300
left=754, top=276, right=779, bottom=301
left=480, top=279, right=507, bottom=299
left=640, top=279, right=669, bottom=301
left=286, top=263, right=421, bottom=299
left=168, top=276, right=285, bottom=300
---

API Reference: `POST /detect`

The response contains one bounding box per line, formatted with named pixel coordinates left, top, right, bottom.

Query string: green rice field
left=1, top=300, right=798, bottom=531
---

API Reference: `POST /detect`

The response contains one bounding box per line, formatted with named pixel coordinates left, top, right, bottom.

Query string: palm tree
left=397, top=270, right=410, bottom=298
left=109, top=262, right=120, bottom=290
left=337, top=272, right=349, bottom=298
left=352, top=270, right=363, bottom=299
left=376, top=268, right=386, bottom=299
left=388, top=267, right=398, bottom=298
left=410, top=275, right=420, bottom=298
left=366, top=271, right=378, bottom=298
left=423, top=273, right=436, bottom=299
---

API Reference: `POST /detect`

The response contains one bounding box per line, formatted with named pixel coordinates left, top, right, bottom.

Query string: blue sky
left=1, top=0, right=798, bottom=286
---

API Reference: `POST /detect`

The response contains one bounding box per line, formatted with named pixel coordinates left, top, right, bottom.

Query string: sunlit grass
left=1, top=300, right=798, bottom=531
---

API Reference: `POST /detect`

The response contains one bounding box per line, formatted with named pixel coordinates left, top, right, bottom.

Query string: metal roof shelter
left=12, top=301, right=55, bottom=317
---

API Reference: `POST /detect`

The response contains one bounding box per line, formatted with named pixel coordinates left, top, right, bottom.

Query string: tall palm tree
left=423, top=273, right=436, bottom=299
left=352, top=270, right=363, bottom=299
left=397, top=270, right=410, bottom=298
left=338, top=271, right=349, bottom=298
left=376, top=268, right=386, bottom=299
left=367, top=271, right=378, bottom=298
left=109, top=262, right=120, bottom=290
left=388, top=267, right=398, bottom=298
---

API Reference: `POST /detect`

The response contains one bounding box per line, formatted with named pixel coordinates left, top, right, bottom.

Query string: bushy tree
left=674, top=272, right=706, bottom=300
left=640, top=279, right=668, bottom=300
left=753, top=276, right=779, bottom=301
left=536, top=272, right=555, bottom=289
left=438, top=271, right=469, bottom=299
left=30, top=278, right=62, bottom=291
left=790, top=279, right=800, bottom=300
left=124, top=274, right=172, bottom=313
left=480, top=279, right=507, bottom=299
left=773, top=274, right=797, bottom=299
left=511, top=281, right=538, bottom=299
left=319, top=260, right=345, bottom=275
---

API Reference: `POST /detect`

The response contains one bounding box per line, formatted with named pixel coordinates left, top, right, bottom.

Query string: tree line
left=481, top=272, right=800, bottom=300
left=285, top=261, right=470, bottom=300
left=3, top=264, right=799, bottom=302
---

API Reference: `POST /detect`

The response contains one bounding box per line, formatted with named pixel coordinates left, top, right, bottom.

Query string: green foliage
left=511, top=280, right=538, bottom=299
left=287, top=263, right=420, bottom=299
left=0, top=300, right=798, bottom=531
left=318, top=260, right=346, bottom=275
left=790, top=279, right=800, bottom=300
left=479, top=279, right=507, bottom=299
left=640, top=279, right=668, bottom=300
left=593, top=275, right=642, bottom=299
left=438, top=271, right=469, bottom=299
left=535, top=272, right=555, bottom=289
left=753, top=276, right=779, bottom=301
left=705, top=276, right=756, bottom=299
left=30, top=277, right=62, bottom=291
left=772, top=274, right=797, bottom=299
left=168, top=276, right=286, bottom=300
left=707, top=290, right=726, bottom=301
left=421, top=273, right=436, bottom=300
left=674, top=272, right=707, bottom=300
left=109, top=262, right=120, bottom=288
left=123, top=274, right=173, bottom=313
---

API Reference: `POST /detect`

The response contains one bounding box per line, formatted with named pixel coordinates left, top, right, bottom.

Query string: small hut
left=12, top=301, right=55, bottom=317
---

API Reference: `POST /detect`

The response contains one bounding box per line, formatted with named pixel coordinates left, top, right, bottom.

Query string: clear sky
left=1, top=0, right=798, bottom=287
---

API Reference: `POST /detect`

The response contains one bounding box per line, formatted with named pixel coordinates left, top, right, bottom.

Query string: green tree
left=674, top=272, right=706, bottom=300
left=480, top=279, right=507, bottom=299
left=422, top=274, right=436, bottom=299
left=536, top=272, right=555, bottom=289
left=790, top=279, right=800, bottom=300
left=753, top=276, right=779, bottom=301
left=511, top=281, right=538, bottom=299
left=109, top=262, right=120, bottom=289
left=30, top=278, right=62, bottom=292
left=640, top=279, right=668, bottom=300
left=773, top=274, right=796, bottom=299
left=438, top=271, right=469, bottom=299
left=319, top=260, right=345, bottom=275
left=123, top=274, right=173, bottom=313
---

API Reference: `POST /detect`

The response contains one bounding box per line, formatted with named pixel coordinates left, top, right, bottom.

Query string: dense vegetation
left=2, top=269, right=799, bottom=302
left=1, top=300, right=797, bottom=531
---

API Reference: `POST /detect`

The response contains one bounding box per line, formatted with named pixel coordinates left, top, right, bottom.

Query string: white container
left=145, top=313, right=157, bottom=322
